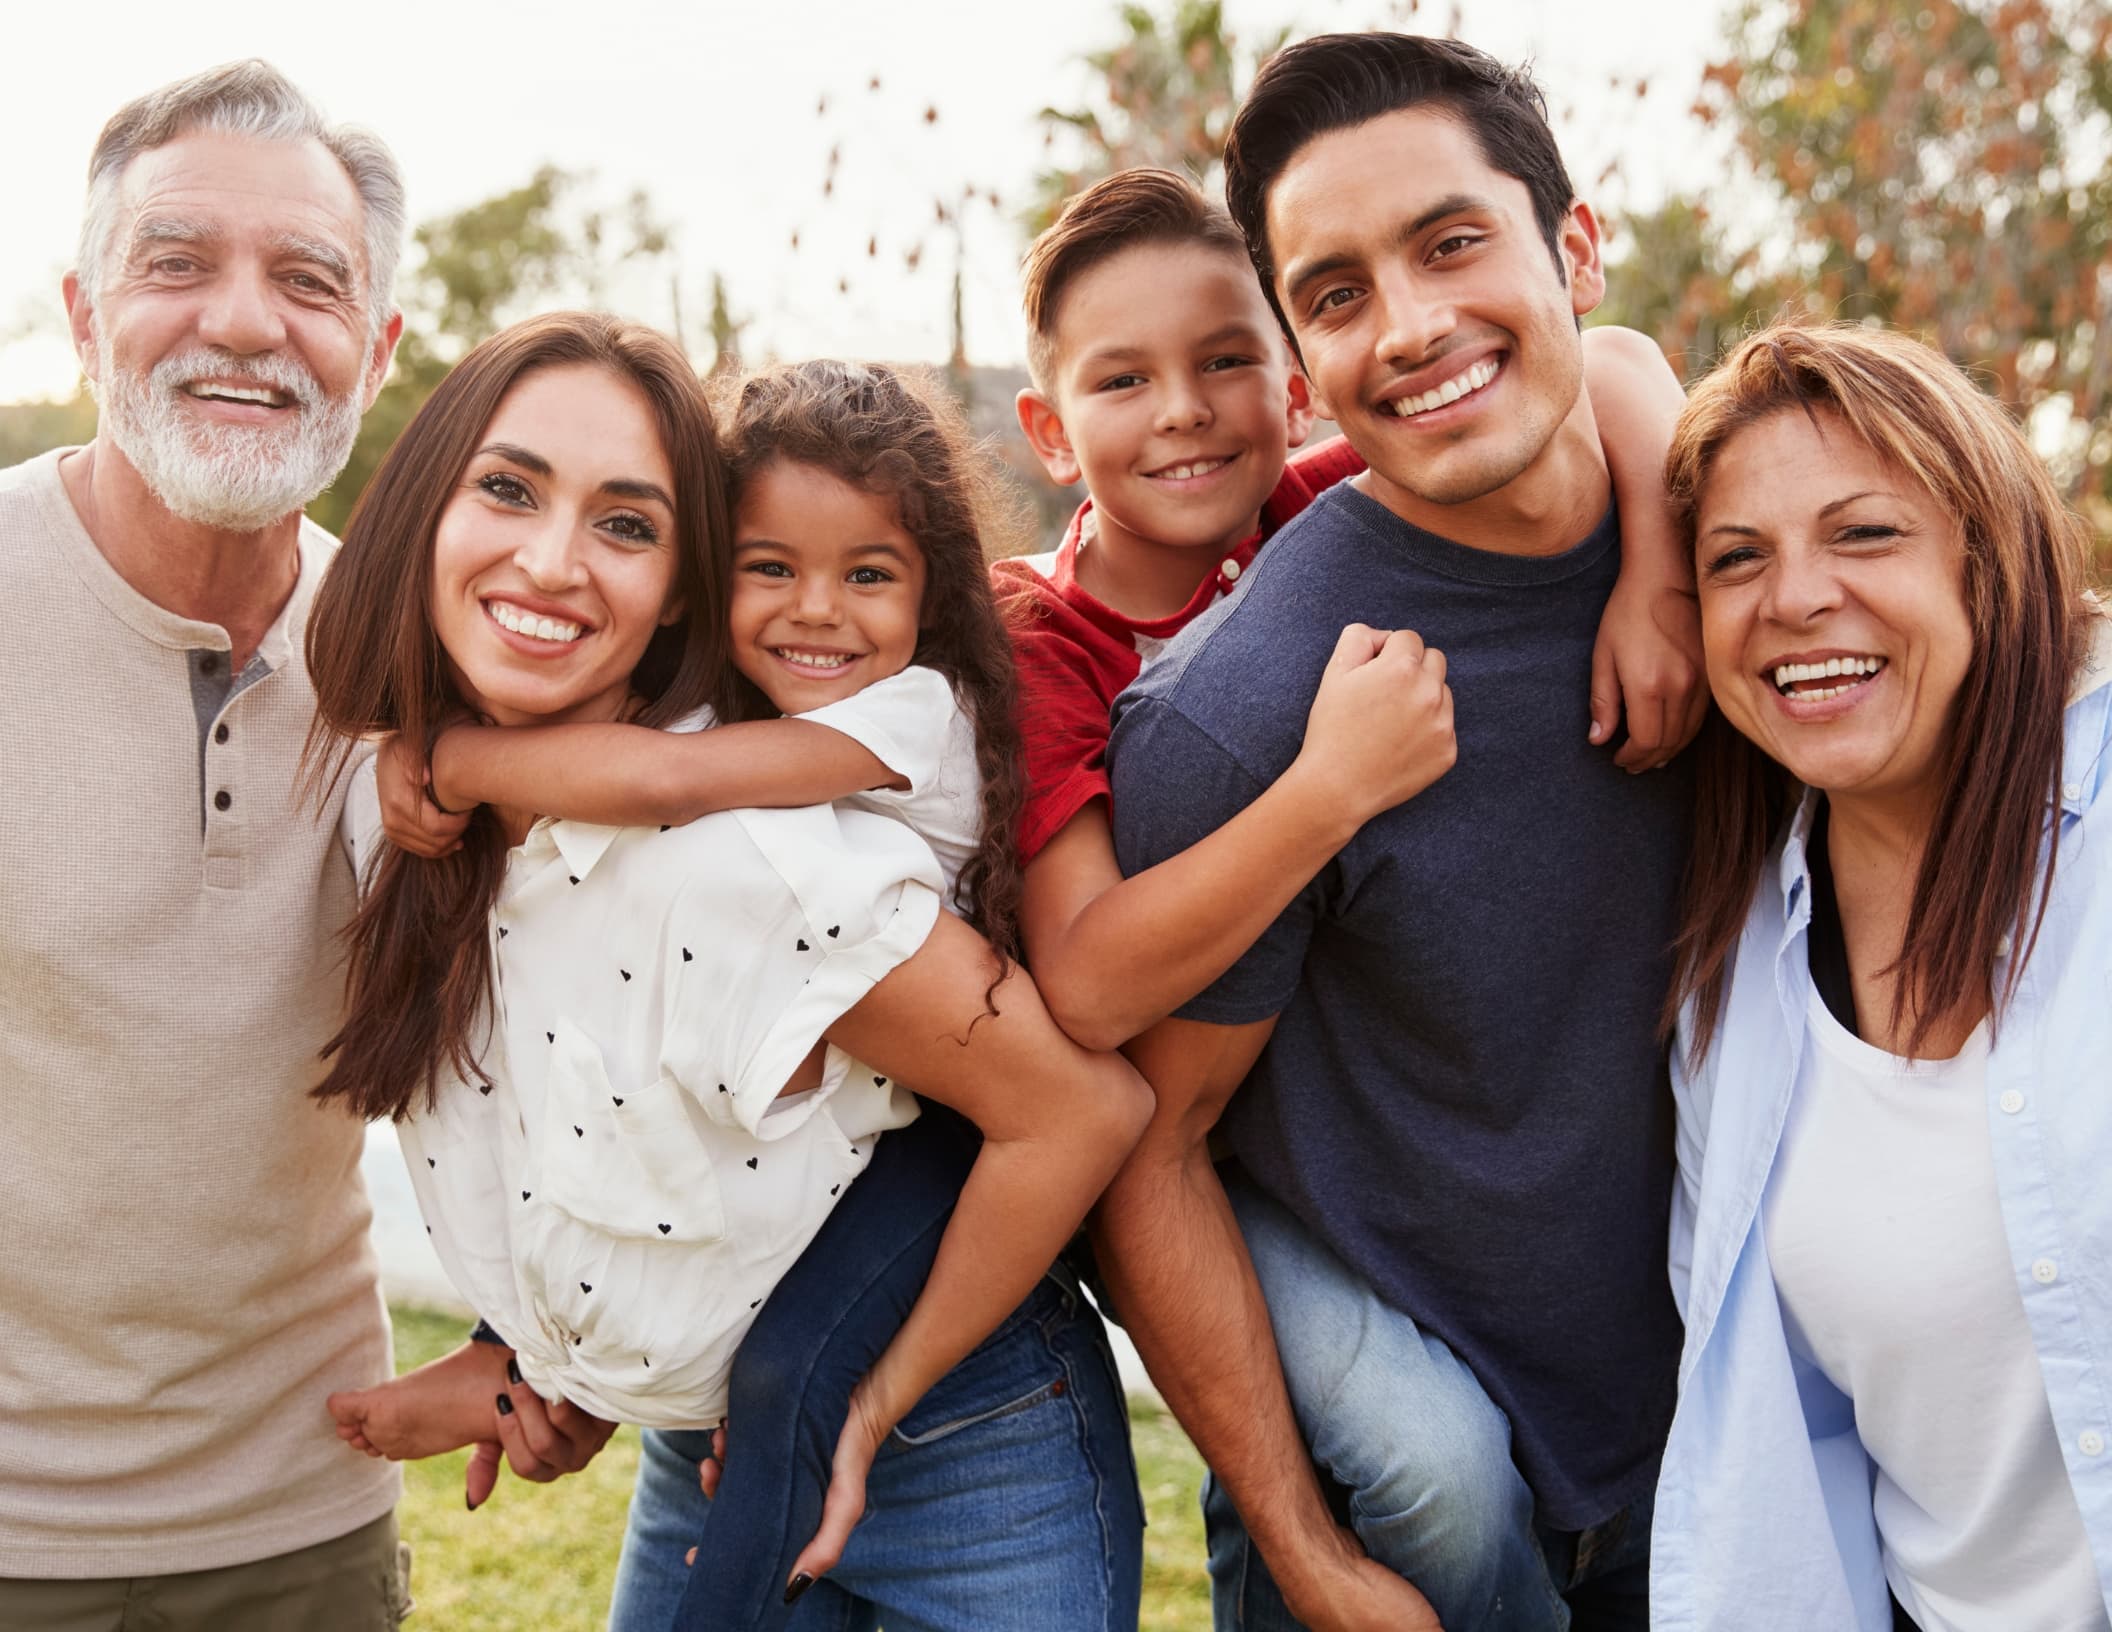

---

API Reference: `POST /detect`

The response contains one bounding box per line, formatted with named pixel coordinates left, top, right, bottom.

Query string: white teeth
left=774, top=648, right=852, bottom=670
left=1387, top=357, right=1500, bottom=418
left=1152, top=458, right=1228, bottom=481
left=1772, top=655, right=1886, bottom=693
left=487, top=601, right=582, bottom=643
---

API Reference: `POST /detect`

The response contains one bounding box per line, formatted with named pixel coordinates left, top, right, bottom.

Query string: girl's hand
left=1588, top=569, right=1705, bottom=772
left=1295, top=623, right=1457, bottom=824
left=377, top=731, right=471, bottom=858
left=782, top=1375, right=892, bottom=1602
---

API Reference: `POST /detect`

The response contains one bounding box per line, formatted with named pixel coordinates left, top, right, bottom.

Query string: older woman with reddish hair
left=1650, top=322, right=2111, bottom=1632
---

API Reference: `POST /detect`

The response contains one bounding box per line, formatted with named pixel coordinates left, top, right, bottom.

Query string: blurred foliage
left=312, top=167, right=676, bottom=534
left=1024, top=1, right=1289, bottom=234
left=0, top=391, right=95, bottom=472
left=1602, top=0, right=2112, bottom=532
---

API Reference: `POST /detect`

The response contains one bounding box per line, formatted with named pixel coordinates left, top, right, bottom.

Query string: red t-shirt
left=992, top=437, right=1366, bottom=864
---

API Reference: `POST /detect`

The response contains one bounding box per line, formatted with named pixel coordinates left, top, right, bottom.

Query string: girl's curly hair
left=708, top=359, right=1033, bottom=964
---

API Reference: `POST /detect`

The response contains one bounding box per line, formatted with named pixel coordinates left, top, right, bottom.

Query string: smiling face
left=1695, top=408, right=1974, bottom=814
left=71, top=130, right=395, bottom=531
left=1033, top=240, right=1309, bottom=559
left=727, top=459, right=928, bottom=714
left=430, top=362, right=684, bottom=729
left=1264, top=107, right=1602, bottom=526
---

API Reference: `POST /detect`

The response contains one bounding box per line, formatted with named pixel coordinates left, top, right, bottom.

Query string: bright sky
left=0, top=0, right=1731, bottom=403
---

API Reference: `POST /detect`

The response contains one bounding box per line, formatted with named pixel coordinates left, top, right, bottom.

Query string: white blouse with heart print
left=342, top=700, right=953, bottom=1427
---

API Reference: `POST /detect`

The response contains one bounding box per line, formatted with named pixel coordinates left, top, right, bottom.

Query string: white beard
left=95, top=340, right=365, bottom=532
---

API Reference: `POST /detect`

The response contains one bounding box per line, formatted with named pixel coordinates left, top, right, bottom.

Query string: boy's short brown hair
left=1022, top=168, right=1250, bottom=393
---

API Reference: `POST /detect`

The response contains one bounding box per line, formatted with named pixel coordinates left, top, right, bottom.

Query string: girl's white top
left=1765, top=995, right=2108, bottom=1632
left=800, top=665, right=983, bottom=906
left=344, top=675, right=976, bottom=1427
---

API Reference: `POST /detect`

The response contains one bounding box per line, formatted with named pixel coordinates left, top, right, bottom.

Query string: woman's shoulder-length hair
left=1663, top=319, right=2099, bottom=1063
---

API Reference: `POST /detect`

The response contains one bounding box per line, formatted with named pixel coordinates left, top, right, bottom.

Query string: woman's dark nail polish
left=506, top=1358, right=522, bottom=1386
left=495, top=1393, right=514, bottom=1417
left=783, top=1572, right=814, bottom=1605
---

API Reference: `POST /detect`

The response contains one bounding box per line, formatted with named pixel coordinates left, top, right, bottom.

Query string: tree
left=314, top=167, right=676, bottom=532
left=1024, top=1, right=1288, bottom=233
left=1604, top=0, right=2112, bottom=531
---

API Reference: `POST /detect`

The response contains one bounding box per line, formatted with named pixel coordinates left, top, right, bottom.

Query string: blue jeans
left=1206, top=1174, right=1651, bottom=1632
left=606, top=1107, right=1143, bottom=1632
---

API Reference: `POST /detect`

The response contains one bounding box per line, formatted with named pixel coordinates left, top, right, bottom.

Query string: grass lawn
left=390, top=1305, right=1212, bottom=1630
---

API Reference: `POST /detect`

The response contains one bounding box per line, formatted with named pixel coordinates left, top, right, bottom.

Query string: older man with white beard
left=0, top=62, right=417, bottom=1629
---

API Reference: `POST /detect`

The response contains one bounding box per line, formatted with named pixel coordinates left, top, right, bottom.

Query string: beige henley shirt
left=0, top=447, right=399, bottom=1578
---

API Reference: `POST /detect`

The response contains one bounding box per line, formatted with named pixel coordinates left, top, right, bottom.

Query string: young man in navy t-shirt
left=1097, top=34, right=1697, bottom=1632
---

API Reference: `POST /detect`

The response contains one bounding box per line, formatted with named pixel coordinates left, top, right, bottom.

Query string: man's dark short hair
left=1223, top=33, right=1577, bottom=335
left=1021, top=167, right=1250, bottom=393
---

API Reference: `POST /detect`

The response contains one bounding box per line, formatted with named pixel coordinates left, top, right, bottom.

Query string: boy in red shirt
left=998, top=167, right=1700, bottom=1049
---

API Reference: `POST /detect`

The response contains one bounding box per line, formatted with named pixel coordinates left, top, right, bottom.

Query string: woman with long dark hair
left=1652, top=321, right=2112, bottom=1631
left=305, top=313, right=1151, bottom=1628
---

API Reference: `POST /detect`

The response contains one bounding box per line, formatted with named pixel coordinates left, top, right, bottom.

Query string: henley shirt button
left=1999, top=1089, right=2025, bottom=1115
left=1220, top=557, right=1242, bottom=582
left=213, top=790, right=232, bottom=812
left=198, top=653, right=219, bottom=676
left=214, top=722, right=230, bottom=745
left=2083, top=1430, right=2105, bottom=1457
left=2032, top=1257, right=2059, bottom=1285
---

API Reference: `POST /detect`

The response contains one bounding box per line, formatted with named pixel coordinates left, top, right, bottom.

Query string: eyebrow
left=128, top=216, right=220, bottom=258
left=475, top=444, right=674, bottom=510
left=1077, top=322, right=1271, bottom=370
left=270, top=231, right=355, bottom=288
left=127, top=217, right=356, bottom=289
left=1280, top=192, right=1493, bottom=303
left=1702, top=490, right=1889, bottom=539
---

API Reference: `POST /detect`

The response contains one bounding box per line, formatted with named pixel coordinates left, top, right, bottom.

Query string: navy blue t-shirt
left=1107, top=480, right=1688, bottom=1530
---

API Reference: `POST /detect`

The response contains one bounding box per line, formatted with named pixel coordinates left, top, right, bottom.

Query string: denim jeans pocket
left=888, top=1280, right=1071, bottom=1447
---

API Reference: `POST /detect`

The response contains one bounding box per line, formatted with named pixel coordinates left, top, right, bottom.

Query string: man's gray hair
left=77, top=60, right=405, bottom=342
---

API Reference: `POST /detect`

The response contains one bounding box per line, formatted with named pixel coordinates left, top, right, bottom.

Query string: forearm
left=430, top=718, right=895, bottom=826
left=1583, top=324, right=1691, bottom=589
left=1091, top=1133, right=1348, bottom=1604
left=1037, top=762, right=1355, bottom=1049
left=824, top=915, right=1151, bottom=1430
left=852, top=1116, right=1132, bottom=1432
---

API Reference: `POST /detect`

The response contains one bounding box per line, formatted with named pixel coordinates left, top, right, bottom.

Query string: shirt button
left=2064, top=781, right=2083, bottom=802
left=1999, top=1089, right=2025, bottom=1115
left=2083, top=1431, right=2105, bottom=1457
left=214, top=722, right=230, bottom=745
left=197, top=652, right=220, bottom=676
left=1220, top=557, right=1242, bottom=582
left=213, top=790, right=232, bottom=812
left=1995, top=932, right=2013, bottom=958
left=2033, top=1257, right=2059, bottom=1284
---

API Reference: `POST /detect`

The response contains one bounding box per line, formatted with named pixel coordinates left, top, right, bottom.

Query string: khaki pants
left=0, top=1512, right=410, bottom=1632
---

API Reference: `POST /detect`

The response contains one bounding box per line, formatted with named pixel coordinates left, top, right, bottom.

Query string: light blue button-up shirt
left=1652, top=617, right=2112, bottom=1631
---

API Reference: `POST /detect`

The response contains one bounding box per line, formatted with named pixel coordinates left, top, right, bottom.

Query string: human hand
left=465, top=1373, right=618, bottom=1507
left=1297, top=623, right=1456, bottom=823
left=1279, top=1530, right=1446, bottom=1632
left=779, top=1377, right=891, bottom=1602
left=1589, top=571, right=1705, bottom=772
left=681, top=1420, right=732, bottom=1567
left=377, top=731, right=471, bottom=858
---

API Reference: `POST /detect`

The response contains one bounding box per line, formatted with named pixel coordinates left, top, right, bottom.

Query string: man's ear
left=1561, top=200, right=1606, bottom=322
left=1016, top=388, right=1081, bottom=487
left=63, top=273, right=100, bottom=384
left=1284, top=367, right=1316, bottom=453
left=362, top=310, right=406, bottom=411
